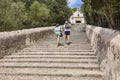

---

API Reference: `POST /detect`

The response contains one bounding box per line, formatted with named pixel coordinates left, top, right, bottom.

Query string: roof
left=72, top=11, right=83, bottom=17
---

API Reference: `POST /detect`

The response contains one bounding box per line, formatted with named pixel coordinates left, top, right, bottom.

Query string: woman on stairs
left=54, top=24, right=63, bottom=47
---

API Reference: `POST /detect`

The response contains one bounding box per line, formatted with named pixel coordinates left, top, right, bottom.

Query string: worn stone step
left=25, top=44, right=91, bottom=48
left=15, top=52, right=95, bottom=56
left=3, top=57, right=98, bottom=60
left=6, top=55, right=97, bottom=59
left=0, top=76, right=104, bottom=80
left=28, top=45, right=93, bottom=48
left=0, top=58, right=98, bottom=63
left=0, top=63, right=100, bottom=70
left=30, top=43, right=91, bottom=46
left=14, top=52, right=95, bottom=56
left=22, top=48, right=92, bottom=51
left=0, top=60, right=98, bottom=64
left=20, top=50, right=94, bottom=52
left=0, top=66, right=100, bottom=70
left=0, top=68, right=103, bottom=78
left=33, top=44, right=91, bottom=47
left=25, top=43, right=91, bottom=49
left=23, top=48, right=92, bottom=50
left=4, top=56, right=97, bottom=60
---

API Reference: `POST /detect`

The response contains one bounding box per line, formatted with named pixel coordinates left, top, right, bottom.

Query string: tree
left=29, top=1, right=50, bottom=27
left=0, top=0, right=13, bottom=31
left=82, top=0, right=120, bottom=30
left=5, top=1, right=27, bottom=30
left=0, top=0, right=72, bottom=31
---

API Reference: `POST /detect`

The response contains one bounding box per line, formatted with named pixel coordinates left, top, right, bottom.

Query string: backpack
left=65, top=23, right=71, bottom=29
left=54, top=26, right=62, bottom=34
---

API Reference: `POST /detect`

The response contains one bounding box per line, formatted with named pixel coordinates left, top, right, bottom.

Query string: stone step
left=21, top=50, right=94, bottom=52
left=15, top=52, right=95, bottom=56
left=25, top=44, right=91, bottom=47
left=37, top=43, right=90, bottom=45
left=21, top=47, right=92, bottom=50
left=3, top=56, right=97, bottom=60
left=22, top=48, right=92, bottom=51
left=24, top=44, right=91, bottom=46
left=34, top=46, right=91, bottom=48
left=31, top=43, right=91, bottom=46
left=0, top=60, right=98, bottom=64
left=0, top=76, right=103, bottom=80
left=0, top=58, right=98, bottom=63
left=0, top=63, right=100, bottom=70
left=0, top=68, right=103, bottom=78
left=4, top=56, right=97, bottom=60
left=6, top=55, right=97, bottom=59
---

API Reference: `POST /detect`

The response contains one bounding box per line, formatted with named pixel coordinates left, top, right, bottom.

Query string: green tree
left=0, top=0, right=13, bottom=31
left=5, top=1, right=27, bottom=30
left=82, top=0, right=120, bottom=29
left=0, top=0, right=72, bottom=31
left=29, top=1, right=50, bottom=27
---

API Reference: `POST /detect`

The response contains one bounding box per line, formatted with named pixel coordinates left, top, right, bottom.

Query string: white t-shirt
left=63, top=23, right=71, bottom=31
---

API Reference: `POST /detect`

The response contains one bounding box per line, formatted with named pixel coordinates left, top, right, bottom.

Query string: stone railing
left=0, top=27, right=54, bottom=58
left=86, top=25, right=120, bottom=80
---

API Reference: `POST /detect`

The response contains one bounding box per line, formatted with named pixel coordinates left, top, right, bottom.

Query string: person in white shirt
left=63, top=21, right=71, bottom=44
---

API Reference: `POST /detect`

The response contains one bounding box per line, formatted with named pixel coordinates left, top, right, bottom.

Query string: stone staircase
left=0, top=24, right=104, bottom=80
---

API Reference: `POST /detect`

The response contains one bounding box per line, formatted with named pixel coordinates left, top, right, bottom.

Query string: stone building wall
left=0, top=27, right=54, bottom=58
left=86, top=25, right=120, bottom=80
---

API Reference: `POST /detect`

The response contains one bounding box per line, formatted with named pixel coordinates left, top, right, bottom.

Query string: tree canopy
left=0, top=0, right=72, bottom=32
left=81, top=0, right=120, bottom=30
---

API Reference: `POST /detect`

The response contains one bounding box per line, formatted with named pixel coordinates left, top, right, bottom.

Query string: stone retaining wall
left=0, top=27, right=54, bottom=58
left=86, top=25, right=120, bottom=80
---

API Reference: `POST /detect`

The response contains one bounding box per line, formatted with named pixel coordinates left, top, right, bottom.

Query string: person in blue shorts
left=63, top=21, right=71, bottom=44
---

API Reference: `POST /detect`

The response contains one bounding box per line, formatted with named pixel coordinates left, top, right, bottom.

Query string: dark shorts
left=65, top=31, right=70, bottom=35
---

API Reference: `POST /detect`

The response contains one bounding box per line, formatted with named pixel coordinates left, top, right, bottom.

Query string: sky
left=68, top=0, right=83, bottom=8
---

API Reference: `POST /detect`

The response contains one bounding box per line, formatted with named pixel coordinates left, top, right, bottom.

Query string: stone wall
left=0, top=27, right=54, bottom=58
left=86, top=25, right=120, bottom=80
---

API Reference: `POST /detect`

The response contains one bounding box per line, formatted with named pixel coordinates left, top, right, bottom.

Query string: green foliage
left=82, top=0, right=120, bottom=29
left=0, top=0, right=72, bottom=32
left=0, top=0, right=12, bottom=31
left=6, top=2, right=27, bottom=30
left=29, top=1, right=50, bottom=27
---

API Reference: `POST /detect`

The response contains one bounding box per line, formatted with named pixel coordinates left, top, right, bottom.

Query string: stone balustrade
left=86, top=25, right=120, bottom=80
left=0, top=27, right=54, bottom=58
